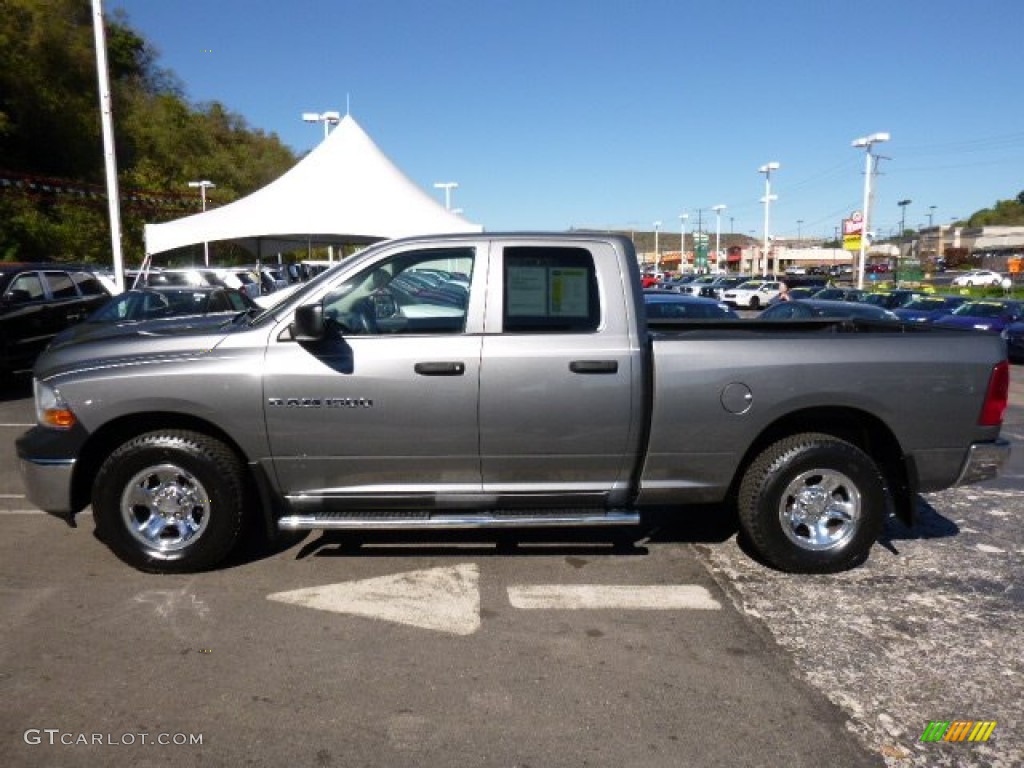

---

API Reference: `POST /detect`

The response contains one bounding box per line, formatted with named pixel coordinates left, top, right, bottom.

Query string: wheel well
left=71, top=413, right=256, bottom=514
left=733, top=406, right=913, bottom=524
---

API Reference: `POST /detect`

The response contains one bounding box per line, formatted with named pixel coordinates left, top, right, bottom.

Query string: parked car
left=862, top=289, right=927, bottom=310
left=811, top=287, right=869, bottom=303
left=722, top=280, right=783, bottom=309
left=951, top=270, right=1004, bottom=288
left=758, top=299, right=899, bottom=322
left=766, top=286, right=819, bottom=307
left=891, top=295, right=968, bottom=324
left=932, top=300, right=1024, bottom=333
left=657, top=274, right=698, bottom=293
left=699, top=275, right=747, bottom=299
left=1002, top=321, right=1024, bottom=363
left=1, top=263, right=112, bottom=374
left=49, top=286, right=257, bottom=348
left=676, top=275, right=719, bottom=295
left=642, top=290, right=739, bottom=319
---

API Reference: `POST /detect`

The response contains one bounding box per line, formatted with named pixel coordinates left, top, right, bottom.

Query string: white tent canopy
left=144, top=115, right=482, bottom=256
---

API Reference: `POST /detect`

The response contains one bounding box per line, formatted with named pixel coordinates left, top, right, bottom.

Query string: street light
left=187, top=180, right=215, bottom=266
left=851, top=132, right=890, bottom=289
left=897, top=199, right=911, bottom=284
left=796, top=219, right=803, bottom=242
left=712, top=204, right=726, bottom=273
left=759, top=162, right=780, bottom=277
left=653, top=221, right=662, bottom=272
left=433, top=182, right=459, bottom=211
left=679, top=213, right=689, bottom=273
left=302, top=110, right=341, bottom=139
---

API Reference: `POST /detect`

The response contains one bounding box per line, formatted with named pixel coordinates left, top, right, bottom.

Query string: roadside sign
left=843, top=213, right=864, bottom=252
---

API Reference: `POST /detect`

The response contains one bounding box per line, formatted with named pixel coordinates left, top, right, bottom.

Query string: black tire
left=92, top=430, right=246, bottom=573
left=748, top=296, right=760, bottom=309
left=737, top=432, right=886, bottom=573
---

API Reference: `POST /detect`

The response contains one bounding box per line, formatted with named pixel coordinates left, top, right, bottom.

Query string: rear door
left=478, top=241, right=642, bottom=508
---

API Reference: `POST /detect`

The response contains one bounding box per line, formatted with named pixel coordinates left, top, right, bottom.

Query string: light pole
left=897, top=199, right=911, bottom=283
left=796, top=219, right=803, bottom=242
left=302, top=110, right=341, bottom=139
left=653, top=221, right=662, bottom=273
left=851, top=132, right=890, bottom=289
left=188, top=180, right=215, bottom=266
left=712, top=204, right=726, bottom=273
left=433, top=182, right=459, bottom=210
left=679, top=213, right=689, bottom=274
left=759, top=162, right=780, bottom=277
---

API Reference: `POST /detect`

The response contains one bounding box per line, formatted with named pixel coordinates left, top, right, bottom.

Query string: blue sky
left=108, top=0, right=1024, bottom=239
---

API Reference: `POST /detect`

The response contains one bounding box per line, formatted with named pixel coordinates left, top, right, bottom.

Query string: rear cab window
left=502, top=246, right=600, bottom=333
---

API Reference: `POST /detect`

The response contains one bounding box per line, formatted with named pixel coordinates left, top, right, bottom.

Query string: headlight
left=34, top=379, right=76, bottom=429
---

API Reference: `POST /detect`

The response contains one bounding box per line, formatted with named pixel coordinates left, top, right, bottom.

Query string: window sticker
left=507, top=266, right=548, bottom=316
left=549, top=267, right=589, bottom=317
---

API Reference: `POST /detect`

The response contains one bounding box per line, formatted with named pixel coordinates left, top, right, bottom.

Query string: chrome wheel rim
left=120, top=463, right=211, bottom=554
left=778, top=468, right=861, bottom=551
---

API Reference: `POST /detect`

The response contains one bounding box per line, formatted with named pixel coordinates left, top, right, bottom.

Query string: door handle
left=569, top=360, right=618, bottom=374
left=414, top=362, right=466, bottom=376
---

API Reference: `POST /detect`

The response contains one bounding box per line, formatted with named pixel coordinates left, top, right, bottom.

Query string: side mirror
left=292, top=303, right=325, bottom=341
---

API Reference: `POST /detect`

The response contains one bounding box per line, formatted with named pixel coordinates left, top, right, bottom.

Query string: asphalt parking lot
left=0, top=368, right=1021, bottom=767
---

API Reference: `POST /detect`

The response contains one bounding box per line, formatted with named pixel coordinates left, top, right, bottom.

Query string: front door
left=265, top=245, right=484, bottom=510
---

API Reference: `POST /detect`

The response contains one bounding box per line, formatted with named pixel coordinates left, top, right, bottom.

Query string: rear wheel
left=92, top=430, right=246, bottom=573
left=748, top=296, right=760, bottom=309
left=737, top=433, right=886, bottom=573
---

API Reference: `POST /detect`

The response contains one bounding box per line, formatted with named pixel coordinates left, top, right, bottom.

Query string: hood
left=932, top=315, right=1005, bottom=332
left=49, top=312, right=239, bottom=350
left=36, top=314, right=246, bottom=379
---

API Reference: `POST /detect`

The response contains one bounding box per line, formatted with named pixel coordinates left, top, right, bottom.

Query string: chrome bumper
left=954, top=439, right=1011, bottom=486
left=18, top=457, right=76, bottom=514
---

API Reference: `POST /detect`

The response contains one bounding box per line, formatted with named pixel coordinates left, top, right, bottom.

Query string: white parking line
left=507, top=584, right=722, bottom=611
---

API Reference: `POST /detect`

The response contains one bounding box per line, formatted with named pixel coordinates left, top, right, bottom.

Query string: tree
left=0, top=0, right=296, bottom=264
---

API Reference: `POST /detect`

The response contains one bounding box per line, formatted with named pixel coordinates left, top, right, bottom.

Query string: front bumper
left=954, top=439, right=1012, bottom=486
left=16, top=424, right=89, bottom=517
left=18, top=457, right=76, bottom=515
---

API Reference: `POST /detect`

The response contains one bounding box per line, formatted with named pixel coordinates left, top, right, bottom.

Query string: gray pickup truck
left=17, top=233, right=1011, bottom=574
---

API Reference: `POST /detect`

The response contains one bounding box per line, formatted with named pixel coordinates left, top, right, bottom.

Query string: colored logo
left=920, top=721, right=996, bottom=743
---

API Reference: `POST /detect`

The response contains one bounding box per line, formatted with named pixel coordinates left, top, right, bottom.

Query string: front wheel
left=92, top=430, right=246, bottom=573
left=737, top=433, right=886, bottom=573
left=748, top=296, right=760, bottom=309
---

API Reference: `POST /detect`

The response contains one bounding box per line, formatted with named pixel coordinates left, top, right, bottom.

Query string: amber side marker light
left=42, top=408, right=77, bottom=429
left=979, top=361, right=1009, bottom=427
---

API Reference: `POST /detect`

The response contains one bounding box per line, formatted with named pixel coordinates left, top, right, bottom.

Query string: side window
left=7, top=273, right=45, bottom=303
left=43, top=271, right=78, bottom=299
left=207, top=291, right=231, bottom=312
left=226, top=291, right=249, bottom=311
left=71, top=272, right=107, bottom=296
left=322, top=247, right=474, bottom=336
left=502, top=246, right=600, bottom=333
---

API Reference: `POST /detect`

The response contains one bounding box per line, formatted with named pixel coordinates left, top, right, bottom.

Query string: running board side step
left=277, top=510, right=641, bottom=531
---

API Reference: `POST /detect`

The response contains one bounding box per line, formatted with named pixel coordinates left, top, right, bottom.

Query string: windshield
left=902, top=298, right=946, bottom=310
left=952, top=302, right=1007, bottom=318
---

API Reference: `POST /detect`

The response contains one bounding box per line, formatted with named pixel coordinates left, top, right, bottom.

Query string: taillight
left=979, top=361, right=1009, bottom=427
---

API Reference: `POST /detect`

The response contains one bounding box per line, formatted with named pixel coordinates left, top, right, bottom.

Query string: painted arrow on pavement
left=267, top=563, right=481, bottom=636
left=268, top=564, right=723, bottom=635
